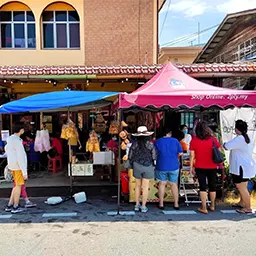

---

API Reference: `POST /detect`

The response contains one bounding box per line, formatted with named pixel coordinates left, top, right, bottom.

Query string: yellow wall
left=160, top=55, right=198, bottom=64
left=0, top=0, right=85, bottom=66
left=158, top=47, right=203, bottom=64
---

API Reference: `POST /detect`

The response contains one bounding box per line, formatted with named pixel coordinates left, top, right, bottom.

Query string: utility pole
left=198, top=22, right=200, bottom=45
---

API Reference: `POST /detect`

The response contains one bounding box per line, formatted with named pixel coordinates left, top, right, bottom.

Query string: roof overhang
left=194, top=8, right=256, bottom=63
left=0, top=63, right=255, bottom=82
left=158, top=0, right=166, bottom=11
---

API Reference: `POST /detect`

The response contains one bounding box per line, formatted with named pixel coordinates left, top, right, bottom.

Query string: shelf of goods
left=180, top=154, right=201, bottom=204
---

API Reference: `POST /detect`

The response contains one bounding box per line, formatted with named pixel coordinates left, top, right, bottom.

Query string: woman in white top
left=180, top=125, right=192, bottom=149
left=224, top=120, right=256, bottom=214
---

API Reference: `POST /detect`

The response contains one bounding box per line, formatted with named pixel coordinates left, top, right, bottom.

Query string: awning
left=0, top=91, right=118, bottom=113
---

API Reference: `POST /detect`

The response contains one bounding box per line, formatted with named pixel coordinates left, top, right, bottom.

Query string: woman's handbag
left=212, top=137, right=224, bottom=164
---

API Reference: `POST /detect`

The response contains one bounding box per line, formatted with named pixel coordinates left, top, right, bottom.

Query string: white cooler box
left=93, top=151, right=115, bottom=165
left=68, top=162, right=94, bottom=176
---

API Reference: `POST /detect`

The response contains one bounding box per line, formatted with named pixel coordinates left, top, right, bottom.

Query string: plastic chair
left=48, top=156, right=63, bottom=174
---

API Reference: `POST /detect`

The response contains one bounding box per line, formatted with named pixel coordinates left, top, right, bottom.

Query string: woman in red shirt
left=190, top=122, right=221, bottom=214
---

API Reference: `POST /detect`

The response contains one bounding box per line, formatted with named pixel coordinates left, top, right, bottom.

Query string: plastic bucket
left=121, top=171, right=129, bottom=194
left=73, top=192, right=87, bottom=204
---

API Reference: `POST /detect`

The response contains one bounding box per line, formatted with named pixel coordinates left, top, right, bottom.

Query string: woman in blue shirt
left=155, top=128, right=183, bottom=210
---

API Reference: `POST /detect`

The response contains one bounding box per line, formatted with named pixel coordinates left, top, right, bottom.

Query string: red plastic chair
left=48, top=156, right=63, bottom=174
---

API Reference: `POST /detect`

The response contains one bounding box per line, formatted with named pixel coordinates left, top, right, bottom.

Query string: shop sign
left=1, top=130, right=9, bottom=141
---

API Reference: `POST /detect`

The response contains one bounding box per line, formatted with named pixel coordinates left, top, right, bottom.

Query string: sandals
left=232, top=204, right=244, bottom=209
left=236, top=208, right=253, bottom=214
left=197, top=208, right=208, bottom=214
left=208, top=206, right=215, bottom=212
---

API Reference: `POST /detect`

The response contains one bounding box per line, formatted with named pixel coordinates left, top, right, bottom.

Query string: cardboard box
left=93, top=151, right=115, bottom=165
left=68, top=163, right=94, bottom=176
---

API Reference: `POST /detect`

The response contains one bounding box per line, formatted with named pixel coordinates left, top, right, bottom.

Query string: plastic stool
left=48, top=156, right=63, bottom=174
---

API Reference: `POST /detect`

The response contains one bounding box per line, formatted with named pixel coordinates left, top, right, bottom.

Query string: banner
left=220, top=108, right=256, bottom=163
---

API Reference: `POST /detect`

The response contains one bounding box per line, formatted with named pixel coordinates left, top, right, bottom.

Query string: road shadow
left=0, top=196, right=255, bottom=224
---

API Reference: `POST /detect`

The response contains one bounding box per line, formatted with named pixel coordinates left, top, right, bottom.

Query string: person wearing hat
left=128, top=126, right=156, bottom=213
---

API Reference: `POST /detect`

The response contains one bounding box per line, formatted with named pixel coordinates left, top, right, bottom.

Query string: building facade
left=158, top=46, right=203, bottom=64
left=195, top=8, right=256, bottom=64
left=194, top=8, right=256, bottom=89
left=0, top=0, right=164, bottom=66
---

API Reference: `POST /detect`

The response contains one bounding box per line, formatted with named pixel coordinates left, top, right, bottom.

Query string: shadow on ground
left=0, top=196, right=255, bottom=224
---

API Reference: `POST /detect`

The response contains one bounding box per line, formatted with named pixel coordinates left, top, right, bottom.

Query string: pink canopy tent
left=119, top=62, right=256, bottom=110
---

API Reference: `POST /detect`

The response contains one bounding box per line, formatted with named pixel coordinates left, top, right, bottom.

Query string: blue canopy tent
left=0, top=90, right=123, bottom=211
left=0, top=91, right=118, bottom=113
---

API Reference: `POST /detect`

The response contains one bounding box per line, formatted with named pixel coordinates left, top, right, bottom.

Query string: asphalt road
left=0, top=198, right=255, bottom=256
left=0, top=218, right=256, bottom=256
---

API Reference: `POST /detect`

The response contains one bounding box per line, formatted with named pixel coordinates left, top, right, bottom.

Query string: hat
left=132, top=126, right=154, bottom=137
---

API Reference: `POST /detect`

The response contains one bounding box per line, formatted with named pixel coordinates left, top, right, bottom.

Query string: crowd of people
left=2, top=119, right=256, bottom=214
left=128, top=120, right=256, bottom=214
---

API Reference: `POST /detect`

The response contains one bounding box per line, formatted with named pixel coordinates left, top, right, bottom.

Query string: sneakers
left=11, top=206, right=24, bottom=214
left=5, top=205, right=13, bottom=212
left=25, top=201, right=37, bottom=208
left=134, top=205, right=149, bottom=213
left=134, top=205, right=141, bottom=212
left=140, top=207, right=149, bottom=213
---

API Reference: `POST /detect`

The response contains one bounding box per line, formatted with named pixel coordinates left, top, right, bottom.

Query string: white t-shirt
left=224, top=135, right=256, bottom=178
left=5, top=134, right=27, bottom=176
left=184, top=134, right=192, bottom=148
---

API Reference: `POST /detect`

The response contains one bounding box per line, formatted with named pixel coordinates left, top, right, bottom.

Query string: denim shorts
left=155, top=169, right=179, bottom=183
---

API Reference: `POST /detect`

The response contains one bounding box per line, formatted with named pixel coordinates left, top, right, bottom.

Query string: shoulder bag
left=211, top=137, right=224, bottom=164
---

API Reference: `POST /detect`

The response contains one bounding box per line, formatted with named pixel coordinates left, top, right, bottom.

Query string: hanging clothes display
left=34, top=130, right=43, bottom=153
left=86, top=131, right=100, bottom=152
left=61, top=119, right=77, bottom=140
left=41, top=129, right=51, bottom=152
left=34, top=129, right=51, bottom=153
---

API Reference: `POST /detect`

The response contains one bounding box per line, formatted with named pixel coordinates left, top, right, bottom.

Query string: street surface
left=0, top=197, right=255, bottom=256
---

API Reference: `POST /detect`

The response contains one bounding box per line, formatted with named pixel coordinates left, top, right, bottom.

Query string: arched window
left=42, top=6, right=80, bottom=49
left=0, top=3, right=36, bottom=49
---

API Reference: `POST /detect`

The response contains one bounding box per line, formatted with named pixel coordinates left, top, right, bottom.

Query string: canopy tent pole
left=39, top=112, right=43, bottom=130
left=117, top=109, right=122, bottom=214
left=68, top=107, right=74, bottom=198
left=154, top=112, right=157, bottom=137
left=216, top=111, right=225, bottom=202
left=10, top=114, right=13, bottom=134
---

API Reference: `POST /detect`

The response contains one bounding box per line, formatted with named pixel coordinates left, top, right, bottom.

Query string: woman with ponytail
left=224, top=120, right=256, bottom=214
